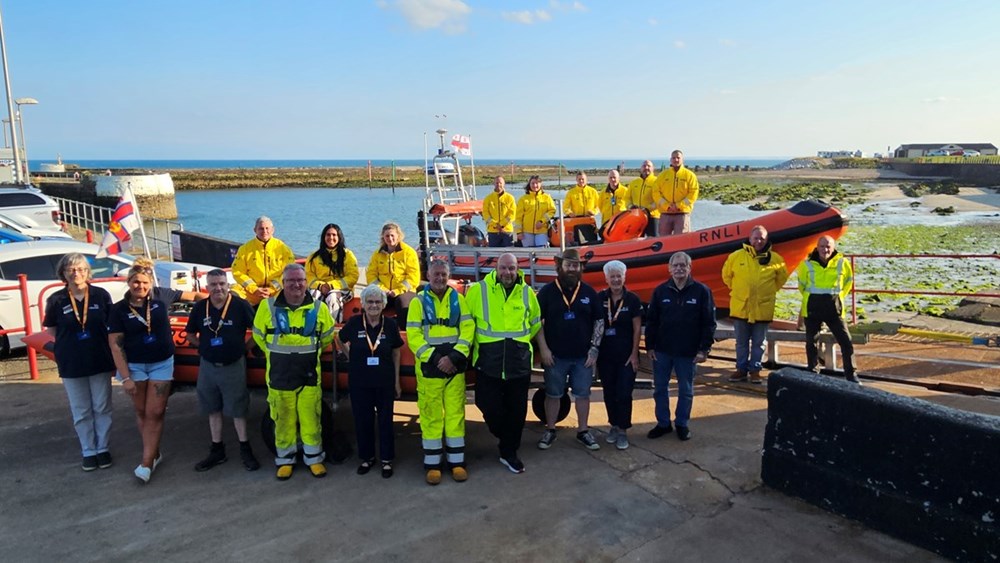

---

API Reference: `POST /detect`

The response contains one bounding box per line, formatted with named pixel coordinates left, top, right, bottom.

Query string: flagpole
left=126, top=182, right=159, bottom=286
left=424, top=131, right=429, bottom=192
left=468, top=135, right=477, bottom=199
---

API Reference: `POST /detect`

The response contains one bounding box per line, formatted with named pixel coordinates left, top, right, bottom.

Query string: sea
left=65, top=158, right=786, bottom=170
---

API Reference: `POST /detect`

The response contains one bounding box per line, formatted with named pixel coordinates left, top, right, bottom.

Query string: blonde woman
left=515, top=176, right=556, bottom=248
left=368, top=222, right=420, bottom=316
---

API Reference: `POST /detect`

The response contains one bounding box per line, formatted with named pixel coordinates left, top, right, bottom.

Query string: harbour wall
left=889, top=160, right=1000, bottom=185
left=762, top=369, right=999, bottom=561
left=38, top=172, right=178, bottom=219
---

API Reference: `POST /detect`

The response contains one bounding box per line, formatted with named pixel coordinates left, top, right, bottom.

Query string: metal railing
left=52, top=196, right=183, bottom=260
left=0, top=274, right=39, bottom=379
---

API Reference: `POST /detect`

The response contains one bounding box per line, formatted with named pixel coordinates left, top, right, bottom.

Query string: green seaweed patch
left=700, top=180, right=863, bottom=206
left=932, top=206, right=955, bottom=215
left=900, top=181, right=960, bottom=198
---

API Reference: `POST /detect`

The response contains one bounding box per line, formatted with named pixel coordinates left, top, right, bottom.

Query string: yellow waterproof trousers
left=268, top=385, right=325, bottom=466
left=416, top=370, right=466, bottom=469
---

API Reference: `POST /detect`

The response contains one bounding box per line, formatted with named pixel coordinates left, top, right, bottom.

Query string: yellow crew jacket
left=796, top=250, right=854, bottom=318
left=368, top=241, right=421, bottom=295
left=599, top=184, right=629, bottom=226
left=406, top=286, right=475, bottom=368
left=482, top=190, right=516, bottom=234
left=652, top=166, right=699, bottom=215
left=465, top=270, right=541, bottom=379
left=251, top=292, right=336, bottom=390
left=722, top=242, right=789, bottom=323
left=231, top=236, right=296, bottom=306
left=515, top=191, right=557, bottom=235
left=564, top=185, right=599, bottom=216
left=624, top=173, right=660, bottom=218
left=305, top=248, right=360, bottom=293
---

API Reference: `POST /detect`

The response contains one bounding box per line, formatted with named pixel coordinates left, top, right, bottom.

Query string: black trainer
left=195, top=442, right=227, bottom=472
left=499, top=456, right=525, bottom=474
left=647, top=424, right=673, bottom=439
left=82, top=455, right=98, bottom=472
left=239, top=441, right=260, bottom=471
left=96, top=451, right=113, bottom=469
left=677, top=426, right=692, bottom=441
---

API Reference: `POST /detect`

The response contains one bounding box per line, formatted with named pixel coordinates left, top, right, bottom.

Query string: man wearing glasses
left=645, top=252, right=716, bottom=441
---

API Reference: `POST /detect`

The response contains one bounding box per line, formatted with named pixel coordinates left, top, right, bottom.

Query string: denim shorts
left=544, top=355, right=594, bottom=399
left=119, top=357, right=174, bottom=382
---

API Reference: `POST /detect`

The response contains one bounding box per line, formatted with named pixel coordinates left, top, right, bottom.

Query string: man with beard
left=253, top=264, right=336, bottom=480
left=406, top=260, right=475, bottom=485
left=232, top=216, right=296, bottom=307
left=535, top=248, right=605, bottom=451
left=483, top=175, right=516, bottom=248
left=722, top=226, right=788, bottom=385
left=625, top=159, right=659, bottom=237
left=652, top=150, right=700, bottom=236
left=466, top=253, right=542, bottom=474
left=186, top=269, right=260, bottom=472
left=645, top=252, right=716, bottom=441
left=797, top=236, right=859, bottom=384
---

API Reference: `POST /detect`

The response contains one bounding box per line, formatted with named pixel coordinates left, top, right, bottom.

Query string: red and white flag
left=96, top=191, right=142, bottom=258
left=450, top=134, right=472, bottom=156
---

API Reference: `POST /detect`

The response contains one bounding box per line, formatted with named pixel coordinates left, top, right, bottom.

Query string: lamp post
left=14, top=97, right=37, bottom=183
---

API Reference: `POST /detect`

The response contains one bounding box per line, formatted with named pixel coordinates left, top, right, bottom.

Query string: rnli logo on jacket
left=687, top=298, right=698, bottom=304
left=580, top=297, right=591, bottom=304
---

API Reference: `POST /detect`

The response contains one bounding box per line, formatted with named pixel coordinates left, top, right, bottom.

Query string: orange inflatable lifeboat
left=602, top=208, right=649, bottom=243
left=548, top=216, right=598, bottom=247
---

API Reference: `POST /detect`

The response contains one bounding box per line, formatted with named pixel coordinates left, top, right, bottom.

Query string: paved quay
left=5, top=352, right=993, bottom=562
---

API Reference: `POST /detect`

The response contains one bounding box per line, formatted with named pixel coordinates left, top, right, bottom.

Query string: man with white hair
left=232, top=216, right=296, bottom=307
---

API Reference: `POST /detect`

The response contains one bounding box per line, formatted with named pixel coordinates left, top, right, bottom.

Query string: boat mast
left=0, top=6, right=24, bottom=185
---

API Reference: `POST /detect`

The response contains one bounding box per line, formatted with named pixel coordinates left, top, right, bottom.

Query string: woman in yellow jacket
left=514, top=175, right=556, bottom=247
left=368, top=222, right=420, bottom=316
left=306, top=223, right=359, bottom=322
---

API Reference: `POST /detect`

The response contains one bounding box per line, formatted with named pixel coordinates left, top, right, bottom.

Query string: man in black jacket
left=645, top=252, right=716, bottom=441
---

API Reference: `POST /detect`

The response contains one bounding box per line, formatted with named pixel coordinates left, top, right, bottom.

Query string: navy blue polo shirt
left=184, top=293, right=255, bottom=365
left=107, top=287, right=183, bottom=364
left=537, top=279, right=602, bottom=359
left=43, top=285, right=116, bottom=379
left=596, top=288, right=643, bottom=364
left=339, top=315, right=403, bottom=389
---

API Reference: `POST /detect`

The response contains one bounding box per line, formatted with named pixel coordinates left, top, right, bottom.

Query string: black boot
left=195, top=442, right=227, bottom=472
left=239, top=441, right=260, bottom=471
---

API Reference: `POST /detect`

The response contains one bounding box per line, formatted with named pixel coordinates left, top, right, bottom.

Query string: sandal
left=357, top=459, right=375, bottom=475
left=381, top=461, right=393, bottom=479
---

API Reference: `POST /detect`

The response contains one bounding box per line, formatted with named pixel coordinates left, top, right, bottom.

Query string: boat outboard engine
left=458, top=224, right=486, bottom=247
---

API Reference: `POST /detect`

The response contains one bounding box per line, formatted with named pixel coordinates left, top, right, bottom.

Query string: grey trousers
left=63, top=373, right=114, bottom=456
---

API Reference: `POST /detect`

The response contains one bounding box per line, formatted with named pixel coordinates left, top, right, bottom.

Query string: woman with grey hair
left=596, top=260, right=643, bottom=450
left=337, top=284, right=403, bottom=478
left=43, top=253, right=117, bottom=472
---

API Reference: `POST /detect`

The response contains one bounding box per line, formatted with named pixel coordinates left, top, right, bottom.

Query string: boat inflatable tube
left=602, top=208, right=649, bottom=243
left=548, top=216, right=598, bottom=247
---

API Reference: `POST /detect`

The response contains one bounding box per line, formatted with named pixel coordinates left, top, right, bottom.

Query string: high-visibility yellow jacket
left=305, top=248, right=360, bottom=293
left=624, top=174, right=660, bottom=218
left=482, top=190, right=516, bottom=233
left=251, top=292, right=335, bottom=390
left=368, top=242, right=420, bottom=295
left=564, top=185, right=599, bottom=216
left=652, top=166, right=699, bottom=214
left=515, top=191, right=556, bottom=235
left=231, top=237, right=296, bottom=305
left=722, top=243, right=789, bottom=323
left=598, top=185, right=629, bottom=226
left=796, top=250, right=854, bottom=318
left=406, top=286, right=475, bottom=370
left=465, top=270, right=541, bottom=379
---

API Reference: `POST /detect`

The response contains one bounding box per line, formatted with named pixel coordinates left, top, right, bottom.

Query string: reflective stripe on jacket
left=405, top=286, right=475, bottom=363
left=465, top=270, right=542, bottom=379
left=796, top=250, right=854, bottom=318
left=252, top=292, right=335, bottom=391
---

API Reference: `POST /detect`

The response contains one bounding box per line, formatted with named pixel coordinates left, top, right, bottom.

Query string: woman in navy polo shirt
left=108, top=257, right=199, bottom=483
left=596, top=260, right=643, bottom=451
left=43, top=253, right=117, bottom=472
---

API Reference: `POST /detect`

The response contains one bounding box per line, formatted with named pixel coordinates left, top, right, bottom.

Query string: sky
left=2, top=0, right=998, bottom=161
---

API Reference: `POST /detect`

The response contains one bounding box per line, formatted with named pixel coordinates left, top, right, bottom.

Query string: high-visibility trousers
left=416, top=369, right=466, bottom=469
left=268, top=385, right=325, bottom=466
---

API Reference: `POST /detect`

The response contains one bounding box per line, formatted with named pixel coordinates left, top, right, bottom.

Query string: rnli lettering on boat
left=699, top=224, right=742, bottom=244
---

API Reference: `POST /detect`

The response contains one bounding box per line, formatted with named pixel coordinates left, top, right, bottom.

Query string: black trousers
left=804, top=314, right=855, bottom=375
left=474, top=375, right=530, bottom=459
left=350, top=385, right=396, bottom=462
left=598, top=360, right=637, bottom=430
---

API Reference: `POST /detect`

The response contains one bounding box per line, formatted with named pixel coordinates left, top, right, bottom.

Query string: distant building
left=0, top=148, right=15, bottom=184
left=817, top=150, right=863, bottom=158
left=893, top=143, right=998, bottom=158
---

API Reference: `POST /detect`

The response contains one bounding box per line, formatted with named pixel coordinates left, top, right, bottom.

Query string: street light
left=14, top=97, right=37, bottom=183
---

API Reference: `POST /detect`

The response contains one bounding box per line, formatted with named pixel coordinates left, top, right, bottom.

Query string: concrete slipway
left=4, top=353, right=989, bottom=562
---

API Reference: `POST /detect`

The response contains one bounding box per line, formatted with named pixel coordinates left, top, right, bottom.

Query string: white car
left=0, top=239, right=221, bottom=354
left=0, top=185, right=64, bottom=234
left=925, top=149, right=952, bottom=157
left=0, top=211, right=73, bottom=239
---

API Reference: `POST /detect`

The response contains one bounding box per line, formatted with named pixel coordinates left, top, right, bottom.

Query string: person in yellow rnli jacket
left=652, top=150, right=699, bottom=236
left=624, top=159, right=659, bottom=236
left=483, top=175, right=516, bottom=248
left=252, top=264, right=336, bottom=480
left=514, top=176, right=556, bottom=248
left=796, top=235, right=859, bottom=384
left=599, top=169, right=629, bottom=229
left=721, top=226, right=789, bottom=384
left=406, top=260, right=475, bottom=485
left=564, top=171, right=599, bottom=217
left=368, top=222, right=420, bottom=316
left=305, top=223, right=360, bottom=322
left=465, top=253, right=542, bottom=474
left=231, top=216, right=296, bottom=307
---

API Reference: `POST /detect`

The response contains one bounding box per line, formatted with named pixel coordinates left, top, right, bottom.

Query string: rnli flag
left=96, top=192, right=142, bottom=258
left=450, top=134, right=471, bottom=156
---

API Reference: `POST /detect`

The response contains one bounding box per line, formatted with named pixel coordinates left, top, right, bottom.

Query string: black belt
left=204, top=358, right=241, bottom=368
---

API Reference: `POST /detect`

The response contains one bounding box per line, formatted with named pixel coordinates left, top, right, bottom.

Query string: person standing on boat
left=722, top=226, right=789, bottom=385
left=184, top=269, right=260, bottom=472
left=43, top=253, right=117, bottom=472
left=797, top=236, right=859, bottom=384
left=652, top=150, right=700, bottom=235
left=108, top=258, right=201, bottom=483
left=515, top=175, right=556, bottom=248
left=306, top=223, right=360, bottom=322
left=565, top=171, right=599, bottom=218
left=369, top=222, right=420, bottom=317
left=645, top=252, right=716, bottom=442
left=231, top=216, right=296, bottom=307
left=483, top=176, right=516, bottom=248
left=253, top=263, right=336, bottom=480
left=466, top=253, right=542, bottom=474
left=406, top=260, right=474, bottom=485
left=599, top=170, right=629, bottom=230
left=535, top=248, right=605, bottom=451
left=596, top=260, right=643, bottom=450
left=625, top=159, right=659, bottom=237
left=338, top=285, right=403, bottom=479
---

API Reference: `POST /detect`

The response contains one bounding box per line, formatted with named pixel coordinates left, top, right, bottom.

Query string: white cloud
left=674, top=40, right=685, bottom=49
left=502, top=10, right=551, bottom=25
left=648, top=18, right=658, bottom=26
left=548, top=1, right=587, bottom=12
left=572, top=1, right=588, bottom=11
left=382, top=0, right=471, bottom=33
